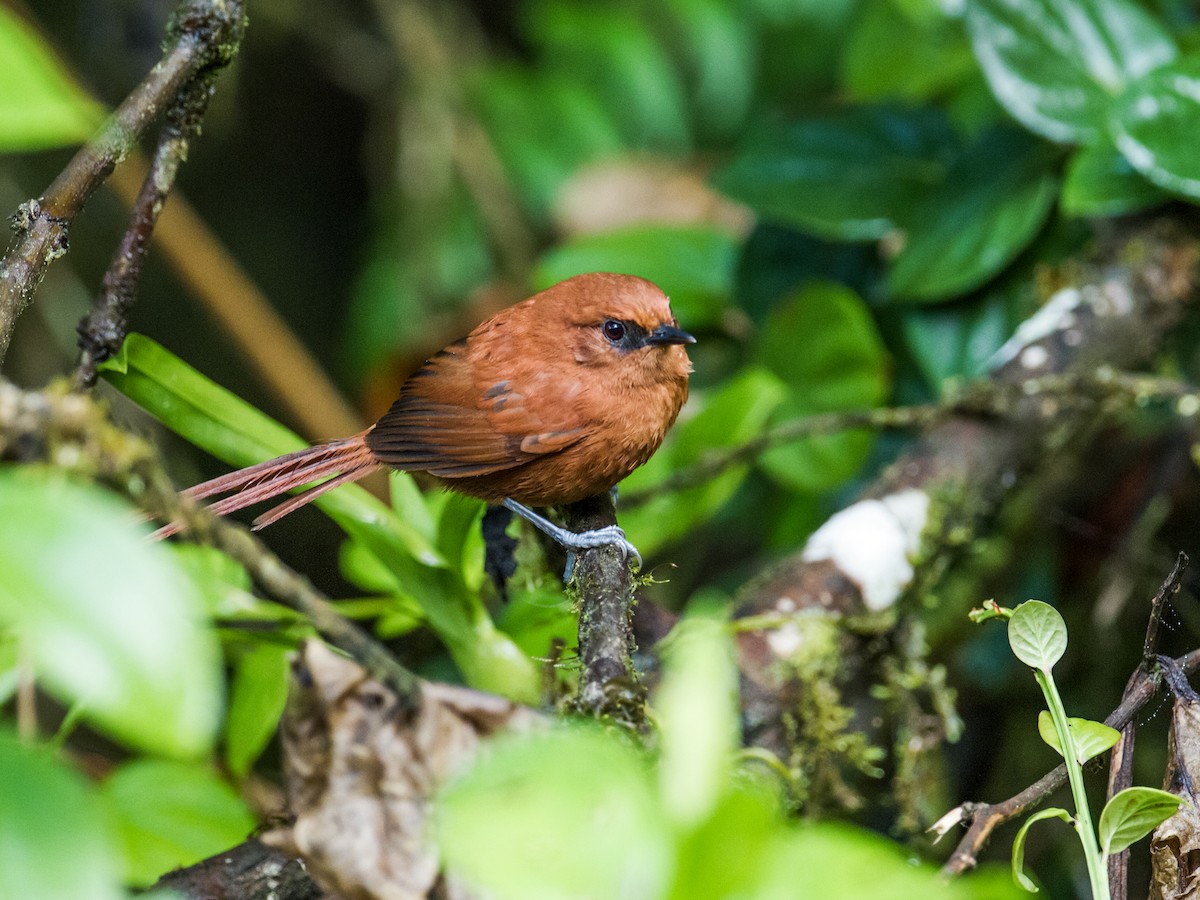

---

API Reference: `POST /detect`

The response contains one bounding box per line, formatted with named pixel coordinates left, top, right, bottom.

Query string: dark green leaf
left=225, top=643, right=290, bottom=777
left=888, top=128, right=1058, bottom=302
left=966, top=0, right=1176, bottom=143
left=1008, top=600, right=1067, bottom=671
left=713, top=105, right=955, bottom=240
left=534, top=225, right=738, bottom=329
left=901, top=288, right=1021, bottom=388
left=1061, top=142, right=1167, bottom=215
left=1112, top=57, right=1200, bottom=199
left=754, top=283, right=889, bottom=491
left=1011, top=808, right=1072, bottom=892
left=0, top=732, right=123, bottom=899
left=1099, top=787, right=1180, bottom=855
left=843, top=0, right=975, bottom=102
left=0, top=469, right=221, bottom=756
left=0, top=7, right=103, bottom=151
left=101, top=760, right=256, bottom=886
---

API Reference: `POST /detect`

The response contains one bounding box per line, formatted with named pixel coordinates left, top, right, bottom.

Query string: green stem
left=1035, top=668, right=1110, bottom=900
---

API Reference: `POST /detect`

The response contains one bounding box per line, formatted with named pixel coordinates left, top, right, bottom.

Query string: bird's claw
left=563, top=526, right=642, bottom=580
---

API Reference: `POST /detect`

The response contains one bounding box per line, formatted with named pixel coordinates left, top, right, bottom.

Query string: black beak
left=644, top=324, right=696, bottom=346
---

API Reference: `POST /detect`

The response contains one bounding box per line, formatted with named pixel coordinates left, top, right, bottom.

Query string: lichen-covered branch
left=0, top=0, right=247, bottom=367
left=564, top=492, right=645, bottom=725
left=732, top=215, right=1200, bottom=803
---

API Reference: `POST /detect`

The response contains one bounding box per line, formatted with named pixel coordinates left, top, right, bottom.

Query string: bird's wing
left=365, top=340, right=585, bottom=478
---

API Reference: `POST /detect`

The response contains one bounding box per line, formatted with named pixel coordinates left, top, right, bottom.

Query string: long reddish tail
left=156, top=431, right=380, bottom=538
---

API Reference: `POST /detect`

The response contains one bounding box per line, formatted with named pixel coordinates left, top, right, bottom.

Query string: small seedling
left=974, top=599, right=1180, bottom=898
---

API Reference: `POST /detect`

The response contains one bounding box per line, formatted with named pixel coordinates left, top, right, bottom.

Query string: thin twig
left=1144, top=552, right=1188, bottom=666
left=0, top=0, right=246, bottom=367
left=75, top=45, right=228, bottom=386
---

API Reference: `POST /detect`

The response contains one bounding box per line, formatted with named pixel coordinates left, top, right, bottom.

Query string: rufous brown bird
left=168, top=272, right=694, bottom=566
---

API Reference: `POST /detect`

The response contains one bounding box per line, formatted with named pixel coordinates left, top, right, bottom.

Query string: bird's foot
left=502, top=498, right=642, bottom=578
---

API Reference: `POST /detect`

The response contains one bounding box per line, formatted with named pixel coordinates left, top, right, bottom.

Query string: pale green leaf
left=0, top=469, right=221, bottom=756
left=0, top=732, right=123, bottom=900
left=1008, top=600, right=1067, bottom=671
left=1099, top=787, right=1180, bottom=856
left=1011, top=808, right=1073, bottom=892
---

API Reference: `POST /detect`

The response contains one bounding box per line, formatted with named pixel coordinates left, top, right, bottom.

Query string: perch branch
left=0, top=0, right=247, bottom=367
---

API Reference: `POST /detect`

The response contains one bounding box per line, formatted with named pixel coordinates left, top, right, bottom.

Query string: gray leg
left=502, top=498, right=642, bottom=575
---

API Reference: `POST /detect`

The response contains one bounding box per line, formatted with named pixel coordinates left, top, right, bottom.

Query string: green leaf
left=655, top=614, right=738, bottom=826
left=754, top=283, right=889, bottom=490
left=0, top=469, right=221, bottom=757
left=99, top=334, right=443, bottom=569
left=1036, top=711, right=1120, bottom=763
left=0, top=732, right=124, bottom=900
left=661, top=0, right=756, bottom=140
left=713, top=105, right=954, bottom=240
left=843, top=0, right=976, bottom=103
left=471, top=66, right=625, bottom=216
left=1011, top=808, right=1072, bottom=892
left=0, top=7, right=104, bottom=151
left=437, top=726, right=672, bottom=899
left=100, top=760, right=257, bottom=887
left=1112, top=57, right=1200, bottom=200
left=620, top=368, right=787, bottom=556
left=1099, top=787, right=1180, bottom=855
left=225, top=642, right=290, bottom=777
left=1008, top=600, right=1067, bottom=671
left=527, top=1, right=691, bottom=152
left=901, top=288, right=1022, bottom=387
left=966, top=0, right=1177, bottom=143
left=888, top=128, right=1058, bottom=303
left=1061, top=142, right=1167, bottom=216
left=533, top=225, right=738, bottom=329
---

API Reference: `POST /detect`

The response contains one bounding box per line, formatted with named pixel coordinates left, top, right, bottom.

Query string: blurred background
left=7, top=0, right=1200, bottom=892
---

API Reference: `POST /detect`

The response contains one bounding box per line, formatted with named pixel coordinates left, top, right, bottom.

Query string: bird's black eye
left=602, top=319, right=627, bottom=343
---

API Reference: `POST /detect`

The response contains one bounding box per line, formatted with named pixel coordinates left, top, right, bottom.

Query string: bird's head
left=543, top=273, right=695, bottom=385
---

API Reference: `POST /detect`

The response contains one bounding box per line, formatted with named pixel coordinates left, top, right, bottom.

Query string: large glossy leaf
left=755, top=283, right=889, bottom=491
left=1061, top=141, right=1167, bottom=215
left=888, top=128, right=1058, bottom=302
left=100, top=760, right=256, bottom=886
left=1112, top=58, right=1200, bottom=200
left=0, top=469, right=221, bottom=757
left=0, top=7, right=103, bottom=151
left=0, top=732, right=123, bottom=900
left=534, top=225, right=738, bottom=328
left=966, top=0, right=1176, bottom=143
left=713, top=105, right=955, bottom=241
left=901, top=288, right=1022, bottom=389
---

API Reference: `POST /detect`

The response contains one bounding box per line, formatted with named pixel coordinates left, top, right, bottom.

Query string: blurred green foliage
left=4, top=0, right=1200, bottom=894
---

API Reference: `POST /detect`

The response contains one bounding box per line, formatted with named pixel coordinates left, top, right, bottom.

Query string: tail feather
left=154, top=432, right=380, bottom=539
